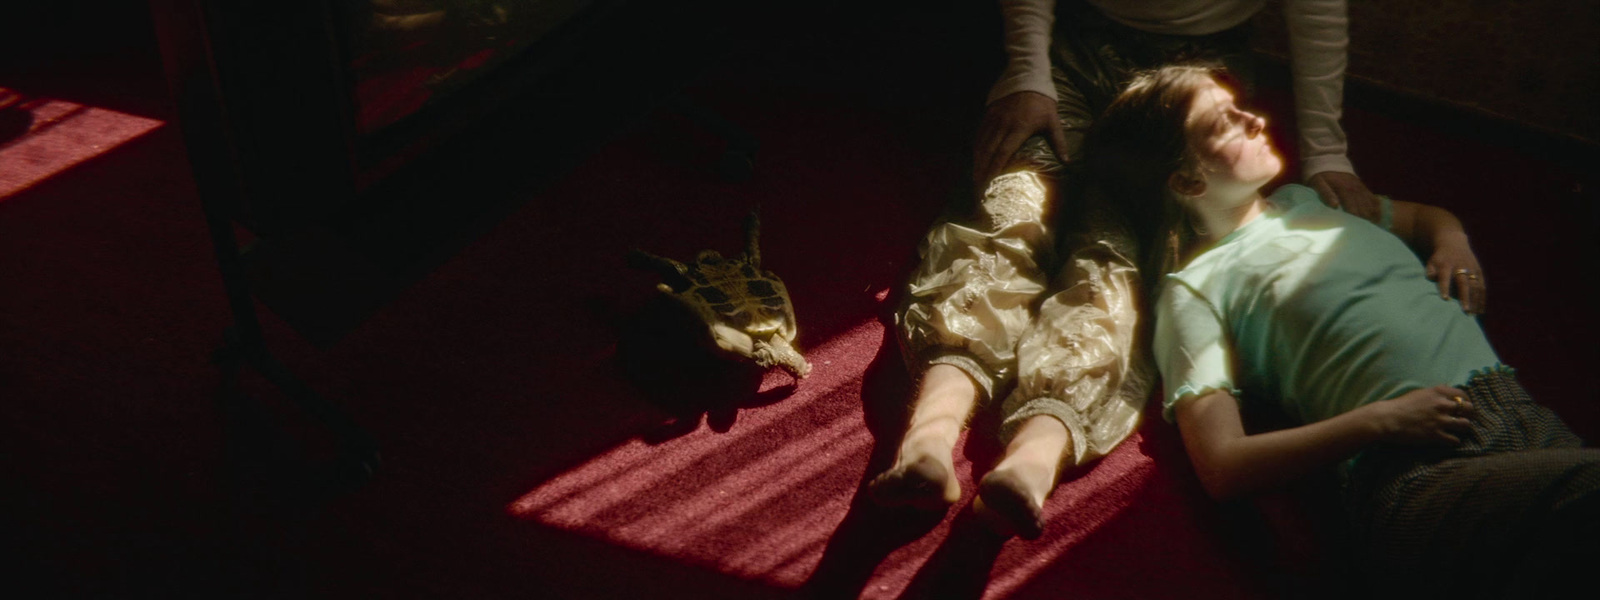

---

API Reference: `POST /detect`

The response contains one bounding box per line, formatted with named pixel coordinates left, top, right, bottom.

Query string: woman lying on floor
left=1086, top=64, right=1600, bottom=598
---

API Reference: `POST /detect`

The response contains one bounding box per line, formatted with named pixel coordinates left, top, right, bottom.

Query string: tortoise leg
left=708, top=322, right=755, bottom=358
left=628, top=249, right=691, bottom=292
left=743, top=210, right=761, bottom=268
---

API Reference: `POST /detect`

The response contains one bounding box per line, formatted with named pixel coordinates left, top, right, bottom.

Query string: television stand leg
left=206, top=221, right=380, bottom=498
left=218, top=326, right=382, bottom=472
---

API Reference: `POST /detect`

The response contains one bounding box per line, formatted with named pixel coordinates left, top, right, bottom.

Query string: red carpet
left=0, top=95, right=162, bottom=198
left=3, top=3, right=1595, bottom=598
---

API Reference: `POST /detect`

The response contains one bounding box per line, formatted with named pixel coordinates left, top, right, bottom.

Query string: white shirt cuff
left=1301, top=154, right=1355, bottom=179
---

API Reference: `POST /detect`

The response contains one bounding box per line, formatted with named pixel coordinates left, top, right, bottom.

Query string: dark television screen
left=151, top=0, right=621, bottom=235
left=154, top=0, right=737, bottom=236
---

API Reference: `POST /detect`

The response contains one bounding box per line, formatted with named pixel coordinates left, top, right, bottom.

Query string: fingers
left=976, top=138, right=1006, bottom=188
left=1449, top=268, right=1487, bottom=314
left=1467, top=271, right=1486, bottom=314
left=973, top=120, right=1003, bottom=186
left=1456, top=270, right=1475, bottom=313
left=1429, top=258, right=1487, bottom=314
left=1310, top=178, right=1341, bottom=209
left=1386, top=385, right=1476, bottom=446
left=1046, top=120, right=1071, bottom=165
left=1308, top=172, right=1383, bottom=222
left=973, top=129, right=1029, bottom=189
left=972, top=92, right=1061, bottom=188
left=1433, top=386, right=1475, bottom=442
left=991, top=131, right=1031, bottom=183
left=1443, top=411, right=1474, bottom=433
left=1440, top=388, right=1473, bottom=421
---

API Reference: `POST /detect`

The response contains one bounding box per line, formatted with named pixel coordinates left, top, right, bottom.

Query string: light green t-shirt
left=1154, top=184, right=1500, bottom=424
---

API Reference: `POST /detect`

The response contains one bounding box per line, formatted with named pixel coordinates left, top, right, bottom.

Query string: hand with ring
left=1369, top=385, right=1475, bottom=445
left=1425, top=237, right=1488, bottom=314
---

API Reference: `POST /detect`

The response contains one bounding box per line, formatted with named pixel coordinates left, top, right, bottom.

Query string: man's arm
left=1174, top=386, right=1473, bottom=500
left=973, top=0, right=1065, bottom=187
left=1284, top=0, right=1381, bottom=222
left=1389, top=200, right=1487, bottom=313
left=989, top=0, right=1057, bottom=106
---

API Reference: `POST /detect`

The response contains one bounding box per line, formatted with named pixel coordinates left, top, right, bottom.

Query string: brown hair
left=1084, top=64, right=1222, bottom=281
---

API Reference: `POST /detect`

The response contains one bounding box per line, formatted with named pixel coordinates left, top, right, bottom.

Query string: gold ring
left=1454, top=268, right=1472, bottom=277
left=1467, top=274, right=1480, bottom=281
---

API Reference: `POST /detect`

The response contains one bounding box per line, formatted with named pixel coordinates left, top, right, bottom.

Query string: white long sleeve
left=1284, top=0, right=1354, bottom=177
left=988, top=0, right=1059, bottom=105
left=987, top=1, right=1354, bottom=177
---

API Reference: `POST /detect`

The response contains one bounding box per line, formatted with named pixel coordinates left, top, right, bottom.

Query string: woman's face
left=1184, top=79, right=1282, bottom=197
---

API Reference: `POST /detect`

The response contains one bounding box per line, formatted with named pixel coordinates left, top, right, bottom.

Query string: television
left=145, top=0, right=668, bottom=236
left=146, top=0, right=755, bottom=476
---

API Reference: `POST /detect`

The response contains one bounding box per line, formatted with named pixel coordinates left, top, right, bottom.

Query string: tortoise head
left=752, top=336, right=810, bottom=379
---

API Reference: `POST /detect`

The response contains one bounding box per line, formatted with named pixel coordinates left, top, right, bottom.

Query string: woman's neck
left=1192, top=192, right=1267, bottom=245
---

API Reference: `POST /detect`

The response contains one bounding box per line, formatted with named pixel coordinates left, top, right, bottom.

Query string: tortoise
left=628, top=212, right=811, bottom=380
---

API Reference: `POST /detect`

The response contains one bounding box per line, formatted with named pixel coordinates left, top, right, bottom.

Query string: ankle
left=990, top=458, right=1054, bottom=505
left=901, top=420, right=959, bottom=454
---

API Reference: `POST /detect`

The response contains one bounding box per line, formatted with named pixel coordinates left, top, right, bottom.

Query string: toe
left=977, top=470, right=1045, bottom=540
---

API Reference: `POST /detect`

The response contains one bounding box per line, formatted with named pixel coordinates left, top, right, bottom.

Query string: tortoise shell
left=629, top=212, right=810, bottom=379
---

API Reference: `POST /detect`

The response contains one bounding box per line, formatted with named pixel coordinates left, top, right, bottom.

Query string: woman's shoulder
left=1269, top=183, right=1396, bottom=229
left=1267, top=183, right=1324, bottom=211
left=1163, top=251, right=1228, bottom=311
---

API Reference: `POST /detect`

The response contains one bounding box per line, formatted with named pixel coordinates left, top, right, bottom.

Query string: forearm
left=1177, top=382, right=1479, bottom=500
left=990, top=0, right=1057, bottom=104
left=1414, top=207, right=1468, bottom=257
left=1205, top=410, right=1381, bottom=499
left=1391, top=200, right=1469, bottom=256
left=1178, top=391, right=1383, bottom=500
left=1284, top=0, right=1352, bottom=177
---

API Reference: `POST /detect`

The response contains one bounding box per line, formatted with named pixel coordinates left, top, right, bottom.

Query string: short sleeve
left=1153, top=279, right=1239, bottom=423
left=1282, top=183, right=1393, bottom=229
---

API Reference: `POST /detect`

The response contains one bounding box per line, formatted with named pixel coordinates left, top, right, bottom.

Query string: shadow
left=616, top=293, right=800, bottom=444
left=895, top=508, right=1010, bottom=600
left=798, top=305, right=952, bottom=598
left=956, top=407, right=1006, bottom=481
left=798, top=476, right=953, bottom=598
left=0, top=103, right=32, bottom=146
left=1122, top=396, right=1358, bottom=599
left=800, top=272, right=1021, bottom=598
left=797, top=489, right=954, bottom=599
left=1233, top=402, right=1361, bottom=599
left=212, top=363, right=373, bottom=518
left=858, top=290, right=916, bottom=442
left=233, top=9, right=751, bottom=347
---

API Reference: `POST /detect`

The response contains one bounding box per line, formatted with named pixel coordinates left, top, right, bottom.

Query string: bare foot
left=975, top=469, right=1045, bottom=539
left=868, top=363, right=976, bottom=511
left=869, top=453, right=959, bottom=511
